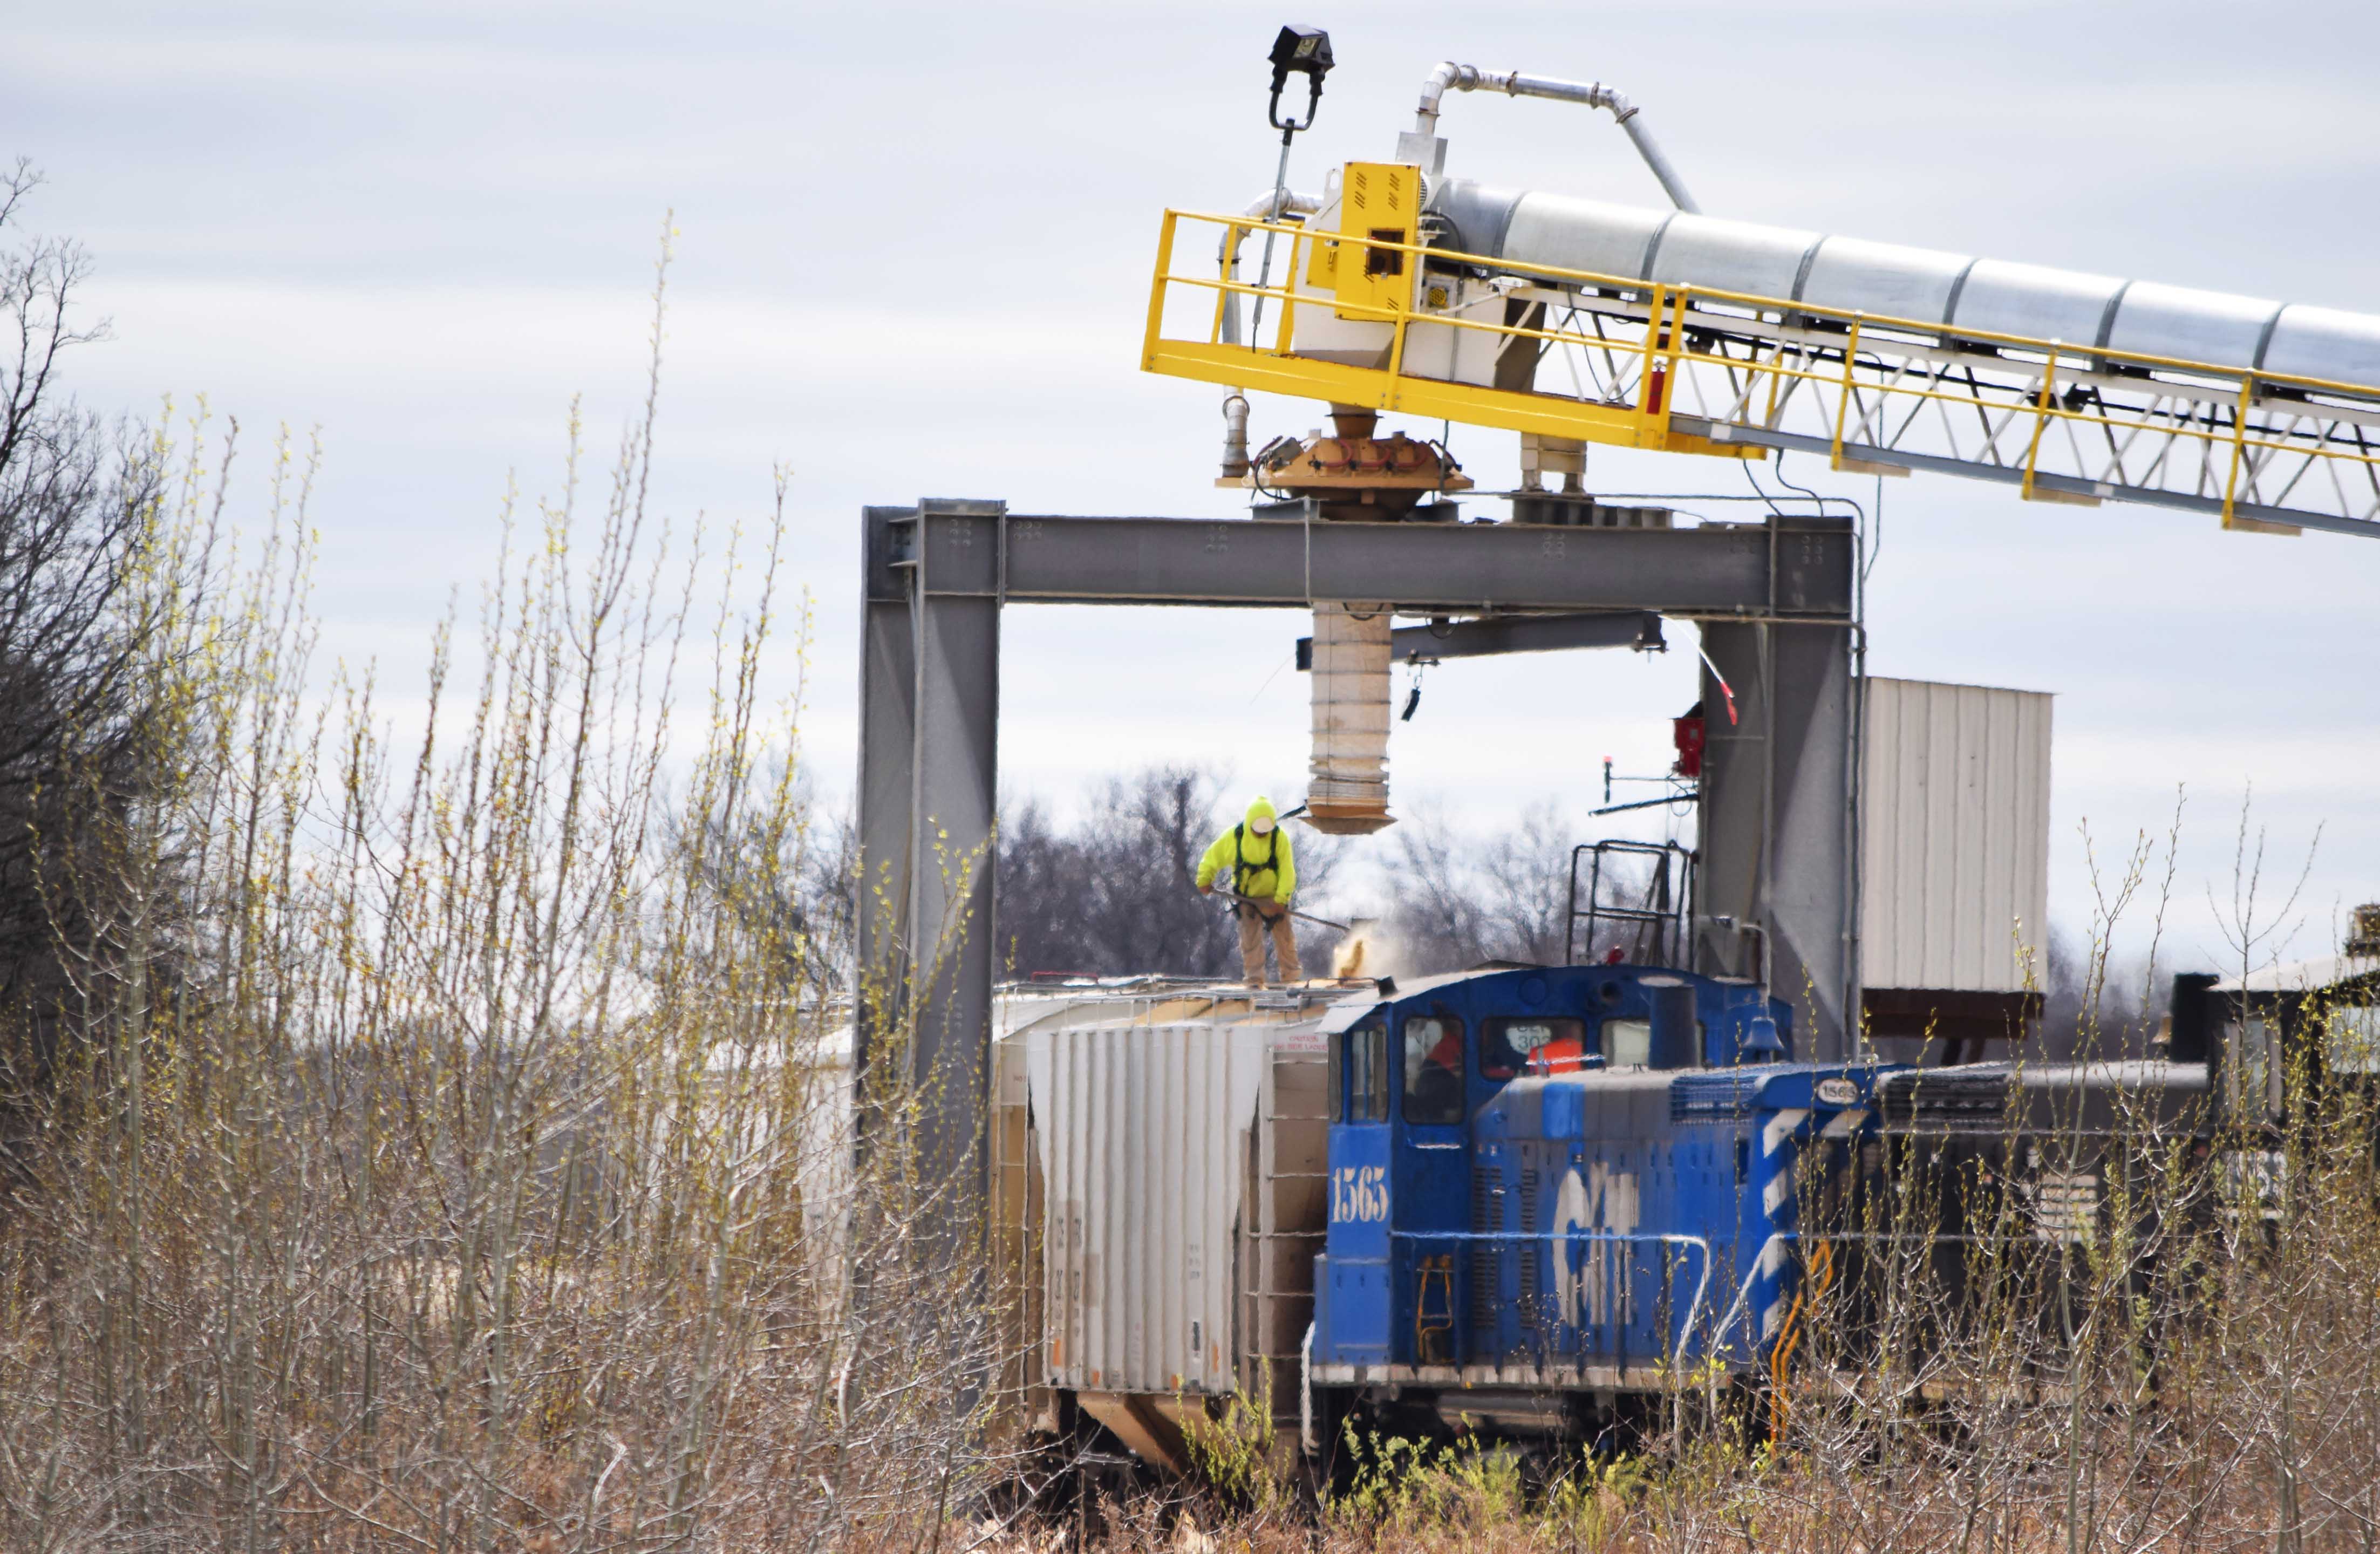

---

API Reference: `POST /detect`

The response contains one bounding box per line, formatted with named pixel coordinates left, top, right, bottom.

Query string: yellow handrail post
left=1210, top=220, right=1243, bottom=344
left=1142, top=210, right=1179, bottom=371
left=1659, top=289, right=1687, bottom=435
left=1762, top=332, right=1785, bottom=431
left=1831, top=316, right=1865, bottom=468
left=2020, top=342, right=2060, bottom=501
left=2221, top=374, right=2255, bottom=527
left=1274, top=227, right=1300, bottom=355
left=1638, top=284, right=1668, bottom=431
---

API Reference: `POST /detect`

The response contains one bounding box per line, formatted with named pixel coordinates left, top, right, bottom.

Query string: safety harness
left=1232, top=823, right=1283, bottom=899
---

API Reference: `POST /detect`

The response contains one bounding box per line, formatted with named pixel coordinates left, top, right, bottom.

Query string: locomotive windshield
left=1402, top=1013, right=1464, bottom=1124
left=1603, top=1017, right=1653, bottom=1068
left=1331, top=1017, right=1390, bottom=1122
left=1482, top=1016, right=1589, bottom=1078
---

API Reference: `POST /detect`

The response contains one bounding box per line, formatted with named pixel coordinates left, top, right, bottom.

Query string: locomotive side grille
left=1879, top=1066, right=2013, bottom=1124
left=1672, top=1071, right=1760, bottom=1121
left=1471, top=1164, right=1497, bottom=1233
left=1517, top=1167, right=1543, bottom=1333
left=1471, top=1163, right=1504, bottom=1338
left=2027, top=1170, right=2101, bottom=1242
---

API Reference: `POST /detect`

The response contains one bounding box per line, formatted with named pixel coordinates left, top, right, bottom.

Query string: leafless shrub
left=0, top=163, right=173, bottom=1151
left=0, top=230, right=1008, bottom=1551
left=1382, top=800, right=1649, bottom=974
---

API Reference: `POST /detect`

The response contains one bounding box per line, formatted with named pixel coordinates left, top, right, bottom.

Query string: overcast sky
left=9, top=0, right=2377, bottom=971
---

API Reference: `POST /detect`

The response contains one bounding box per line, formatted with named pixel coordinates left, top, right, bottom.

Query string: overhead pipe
left=1220, top=187, right=1322, bottom=261
left=1219, top=188, right=1324, bottom=346
left=1415, top=63, right=1701, bottom=215
left=1244, top=187, right=1324, bottom=222
left=1218, top=392, right=1251, bottom=479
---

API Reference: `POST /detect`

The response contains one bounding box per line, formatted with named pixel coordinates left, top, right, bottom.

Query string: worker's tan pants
left=1238, top=901, right=1302, bottom=986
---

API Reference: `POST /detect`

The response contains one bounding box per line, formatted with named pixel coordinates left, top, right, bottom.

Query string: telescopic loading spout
left=1414, top=62, right=1701, bottom=215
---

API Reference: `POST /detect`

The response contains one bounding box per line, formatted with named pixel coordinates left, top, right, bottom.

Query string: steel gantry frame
left=855, top=501, right=1857, bottom=1242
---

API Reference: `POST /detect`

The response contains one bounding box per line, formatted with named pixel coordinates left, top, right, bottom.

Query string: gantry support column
left=855, top=501, right=1858, bottom=1209
left=855, top=499, right=1004, bottom=1252
left=1692, top=516, right=1858, bottom=1061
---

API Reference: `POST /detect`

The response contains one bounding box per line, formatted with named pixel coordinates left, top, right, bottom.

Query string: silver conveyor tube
left=1415, top=62, right=1701, bottom=215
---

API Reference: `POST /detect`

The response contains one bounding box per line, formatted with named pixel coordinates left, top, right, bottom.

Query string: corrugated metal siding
left=1860, top=677, right=2053, bottom=993
left=1028, top=1020, right=1273, bottom=1395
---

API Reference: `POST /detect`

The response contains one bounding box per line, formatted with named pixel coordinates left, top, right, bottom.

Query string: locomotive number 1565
left=1330, top=1164, right=1388, bottom=1224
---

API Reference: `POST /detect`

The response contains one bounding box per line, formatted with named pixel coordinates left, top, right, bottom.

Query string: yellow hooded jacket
left=1195, top=796, right=1296, bottom=904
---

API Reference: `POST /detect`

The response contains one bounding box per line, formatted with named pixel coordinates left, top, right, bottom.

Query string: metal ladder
left=1244, top=1043, right=1329, bottom=1420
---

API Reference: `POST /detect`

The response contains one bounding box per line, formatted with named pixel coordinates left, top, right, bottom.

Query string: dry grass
left=0, top=256, right=1008, bottom=1550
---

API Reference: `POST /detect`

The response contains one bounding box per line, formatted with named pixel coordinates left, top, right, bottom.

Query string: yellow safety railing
left=1143, top=208, right=2380, bottom=535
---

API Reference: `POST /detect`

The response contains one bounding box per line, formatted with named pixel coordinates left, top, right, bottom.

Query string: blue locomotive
left=1306, top=962, right=1889, bottom=1434
left=999, top=953, right=2229, bottom=1466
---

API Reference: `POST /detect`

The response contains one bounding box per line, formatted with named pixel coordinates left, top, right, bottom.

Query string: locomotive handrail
left=1713, top=1232, right=1792, bottom=1372
left=1565, top=838, right=1693, bottom=967
left=1300, top=1320, right=1317, bottom=1455
left=1389, top=1226, right=1712, bottom=1376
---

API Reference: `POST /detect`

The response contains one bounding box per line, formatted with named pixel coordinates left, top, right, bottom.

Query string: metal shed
left=1858, top=677, right=2054, bottom=1054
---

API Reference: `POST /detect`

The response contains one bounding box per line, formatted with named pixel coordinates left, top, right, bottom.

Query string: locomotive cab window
left=1334, top=1017, right=1389, bottom=1122
left=1604, top=1017, right=1653, bottom=1068
left=1402, top=1013, right=1465, bottom=1124
left=1483, top=1017, right=1590, bottom=1079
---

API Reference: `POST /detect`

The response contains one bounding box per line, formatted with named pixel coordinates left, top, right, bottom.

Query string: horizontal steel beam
left=1294, top=610, right=1665, bottom=670
left=872, top=509, right=1851, bottom=619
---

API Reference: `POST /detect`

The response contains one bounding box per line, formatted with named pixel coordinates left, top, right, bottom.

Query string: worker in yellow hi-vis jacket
left=1195, top=795, right=1302, bottom=987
